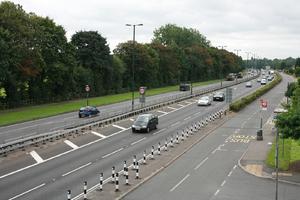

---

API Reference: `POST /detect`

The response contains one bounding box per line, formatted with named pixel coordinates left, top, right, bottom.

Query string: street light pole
left=126, top=23, right=143, bottom=111
left=245, top=52, right=251, bottom=69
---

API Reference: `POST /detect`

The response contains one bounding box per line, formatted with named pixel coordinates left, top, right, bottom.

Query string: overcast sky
left=6, top=0, right=300, bottom=59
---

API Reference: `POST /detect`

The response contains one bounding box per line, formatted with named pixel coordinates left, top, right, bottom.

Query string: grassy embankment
left=0, top=79, right=220, bottom=126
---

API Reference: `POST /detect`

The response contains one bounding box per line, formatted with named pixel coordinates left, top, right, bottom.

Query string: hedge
left=229, top=73, right=282, bottom=112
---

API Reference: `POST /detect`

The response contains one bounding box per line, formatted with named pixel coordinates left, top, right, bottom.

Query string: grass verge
left=266, top=138, right=300, bottom=171
left=0, top=79, right=220, bottom=126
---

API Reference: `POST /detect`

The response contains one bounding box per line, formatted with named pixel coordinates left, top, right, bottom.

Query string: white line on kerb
left=156, top=110, right=168, bottom=114
left=194, top=157, right=209, bottom=170
left=64, top=140, right=79, bottom=149
left=170, top=174, right=190, bottom=192
left=112, top=124, right=127, bottom=130
left=91, top=131, right=107, bottom=138
left=29, top=150, right=44, bottom=163
left=62, top=162, right=91, bottom=177
left=131, top=137, right=146, bottom=146
left=8, top=183, right=45, bottom=200
left=102, top=148, right=123, bottom=159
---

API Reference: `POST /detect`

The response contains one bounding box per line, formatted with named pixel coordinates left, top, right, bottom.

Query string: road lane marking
left=170, top=174, right=190, bottom=192
left=167, top=106, right=177, bottom=110
left=130, top=118, right=135, bottom=121
left=228, top=171, right=233, bottom=177
left=221, top=180, right=226, bottom=187
left=102, top=148, right=124, bottom=159
left=233, top=165, right=237, bottom=169
left=64, top=140, right=79, bottom=149
left=131, top=137, right=146, bottom=146
left=62, top=162, right=91, bottom=177
left=29, top=150, right=44, bottom=163
left=194, top=157, right=209, bottom=170
left=170, top=121, right=180, bottom=127
left=214, top=189, right=220, bottom=196
left=112, top=124, right=127, bottom=130
left=177, top=104, right=184, bottom=107
left=91, top=131, right=107, bottom=138
left=184, top=116, right=191, bottom=121
left=8, top=183, right=46, bottom=200
left=153, top=128, right=166, bottom=135
left=157, top=110, right=168, bottom=114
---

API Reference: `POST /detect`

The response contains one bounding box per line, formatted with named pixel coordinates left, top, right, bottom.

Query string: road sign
left=139, top=86, right=146, bottom=95
left=85, top=85, right=90, bottom=92
left=260, top=99, right=267, bottom=111
left=226, top=88, right=233, bottom=103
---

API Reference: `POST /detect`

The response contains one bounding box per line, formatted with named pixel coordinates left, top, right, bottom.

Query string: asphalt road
left=123, top=73, right=299, bottom=200
left=0, top=77, right=252, bottom=144
left=0, top=75, right=265, bottom=200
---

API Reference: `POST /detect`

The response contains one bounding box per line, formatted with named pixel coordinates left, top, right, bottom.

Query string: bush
left=230, top=72, right=282, bottom=112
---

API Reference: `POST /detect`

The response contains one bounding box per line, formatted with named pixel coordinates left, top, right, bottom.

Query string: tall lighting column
left=126, top=23, right=143, bottom=111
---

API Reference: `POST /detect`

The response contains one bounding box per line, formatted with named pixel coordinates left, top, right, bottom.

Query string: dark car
left=237, top=72, right=243, bottom=78
left=78, top=106, right=100, bottom=118
left=132, top=114, right=158, bottom=133
left=213, top=92, right=225, bottom=101
left=179, top=83, right=190, bottom=91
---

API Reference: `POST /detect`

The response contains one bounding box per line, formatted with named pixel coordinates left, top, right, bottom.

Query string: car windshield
left=200, top=96, right=209, bottom=100
left=136, top=115, right=150, bottom=123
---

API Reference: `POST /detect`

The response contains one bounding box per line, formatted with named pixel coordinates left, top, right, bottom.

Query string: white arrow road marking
left=64, top=140, right=79, bottom=149
left=91, top=131, right=107, bottom=138
left=29, top=150, right=44, bottom=163
left=112, top=124, right=127, bottom=130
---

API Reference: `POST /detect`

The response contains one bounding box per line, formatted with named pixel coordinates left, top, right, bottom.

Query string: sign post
left=225, top=88, right=233, bottom=103
left=139, top=86, right=146, bottom=107
left=85, top=85, right=90, bottom=106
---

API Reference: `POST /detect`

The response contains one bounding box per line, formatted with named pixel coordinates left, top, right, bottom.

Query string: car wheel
left=146, top=127, right=150, bottom=133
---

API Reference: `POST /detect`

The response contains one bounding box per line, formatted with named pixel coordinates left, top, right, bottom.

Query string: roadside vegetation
left=229, top=73, right=282, bottom=112
left=0, top=79, right=219, bottom=126
left=0, top=1, right=243, bottom=110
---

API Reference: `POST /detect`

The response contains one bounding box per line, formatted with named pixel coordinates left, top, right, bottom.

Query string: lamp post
left=245, top=52, right=251, bottom=69
left=218, top=46, right=227, bottom=87
left=126, top=23, right=143, bottom=111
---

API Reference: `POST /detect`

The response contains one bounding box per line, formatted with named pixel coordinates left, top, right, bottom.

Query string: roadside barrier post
left=123, top=161, right=127, bottom=175
left=115, top=172, right=119, bottom=192
left=125, top=166, right=129, bottom=185
left=67, top=190, right=71, bottom=200
left=164, top=139, right=168, bottom=151
left=99, top=173, right=103, bottom=191
left=170, top=136, right=174, bottom=147
left=135, top=162, right=139, bottom=179
left=181, top=131, right=185, bottom=141
left=158, top=143, right=161, bottom=155
left=143, top=150, right=146, bottom=164
left=112, top=166, right=115, bottom=183
left=133, top=155, right=137, bottom=170
left=176, top=133, right=179, bottom=144
left=151, top=146, right=154, bottom=159
left=83, top=181, right=87, bottom=200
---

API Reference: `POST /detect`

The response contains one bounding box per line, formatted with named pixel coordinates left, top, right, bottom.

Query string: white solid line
left=62, top=162, right=91, bottom=177
left=167, top=106, right=177, bottom=110
left=221, top=180, right=226, bottom=187
left=102, top=148, right=123, bottom=159
left=64, top=140, right=79, bottom=149
left=194, top=157, right=209, bottom=170
left=131, top=137, right=146, bottom=146
left=112, top=124, right=127, bottom=130
left=8, top=183, right=45, bottom=200
left=153, top=128, right=166, bottom=135
left=170, top=174, right=190, bottom=192
left=29, top=150, right=44, bottom=163
left=156, top=110, right=168, bottom=114
left=214, top=189, right=220, bottom=196
left=228, top=171, right=233, bottom=177
left=91, top=131, right=107, bottom=138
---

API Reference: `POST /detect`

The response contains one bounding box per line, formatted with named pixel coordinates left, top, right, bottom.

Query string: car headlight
left=132, top=125, right=135, bottom=128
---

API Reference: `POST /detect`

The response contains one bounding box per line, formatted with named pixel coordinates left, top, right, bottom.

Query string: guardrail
left=0, top=74, right=259, bottom=156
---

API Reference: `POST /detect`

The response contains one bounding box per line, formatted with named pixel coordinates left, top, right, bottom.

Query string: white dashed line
left=170, top=174, right=190, bottom=192
left=167, top=106, right=177, bottom=110
left=221, top=180, right=226, bottom=187
left=129, top=118, right=134, bottom=121
left=8, top=183, right=46, bottom=200
left=62, top=162, right=91, bottom=177
left=91, top=131, right=107, bottom=138
left=131, top=137, right=146, bottom=146
left=112, top=124, right=127, bottom=130
left=102, top=148, right=124, bottom=159
left=228, top=171, right=233, bottom=177
left=184, top=116, right=191, bottom=121
left=214, top=189, right=220, bottom=196
left=194, top=157, right=209, bottom=170
left=170, top=122, right=180, bottom=127
left=29, top=150, right=44, bottom=163
left=177, top=104, right=184, bottom=107
left=153, top=128, right=166, bottom=135
left=64, top=140, right=79, bottom=149
left=156, top=110, right=168, bottom=114
left=233, top=165, right=237, bottom=169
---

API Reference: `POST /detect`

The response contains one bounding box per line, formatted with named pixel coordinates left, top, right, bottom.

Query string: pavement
left=239, top=107, right=300, bottom=185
